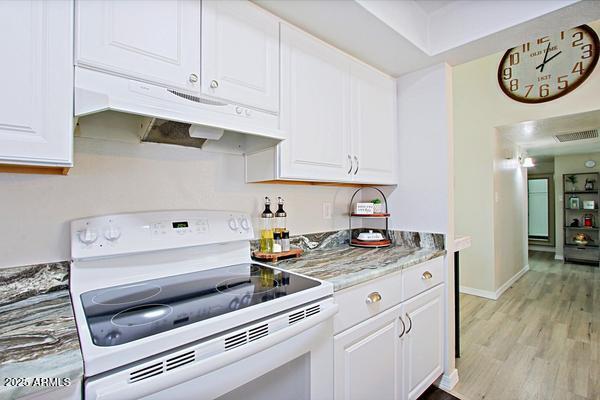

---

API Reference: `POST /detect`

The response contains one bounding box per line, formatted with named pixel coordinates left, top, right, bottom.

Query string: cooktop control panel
left=71, top=210, right=254, bottom=260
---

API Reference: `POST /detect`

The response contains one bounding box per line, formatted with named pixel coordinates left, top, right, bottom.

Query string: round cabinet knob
left=104, top=226, right=121, bottom=241
left=240, top=218, right=250, bottom=231
left=365, top=292, right=382, bottom=304
left=210, top=80, right=219, bottom=89
left=422, top=271, right=433, bottom=280
left=79, top=228, right=98, bottom=245
left=189, top=73, right=199, bottom=83
left=228, top=218, right=239, bottom=231
left=235, top=106, right=243, bottom=115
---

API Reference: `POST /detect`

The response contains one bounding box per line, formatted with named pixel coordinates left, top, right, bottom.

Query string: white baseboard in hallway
left=459, top=264, right=530, bottom=300
left=459, top=286, right=497, bottom=300
left=494, top=264, right=529, bottom=299
left=528, top=245, right=555, bottom=252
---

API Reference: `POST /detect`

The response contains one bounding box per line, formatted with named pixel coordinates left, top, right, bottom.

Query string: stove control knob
left=104, top=226, right=121, bottom=241
left=240, top=218, right=250, bottom=231
left=228, top=217, right=239, bottom=231
left=79, top=228, right=98, bottom=245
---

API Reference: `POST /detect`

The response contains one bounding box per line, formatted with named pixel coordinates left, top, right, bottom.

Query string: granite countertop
left=0, top=263, right=83, bottom=400
left=261, top=230, right=446, bottom=291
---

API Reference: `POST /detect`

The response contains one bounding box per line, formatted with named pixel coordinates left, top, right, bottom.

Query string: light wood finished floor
left=453, top=251, right=599, bottom=400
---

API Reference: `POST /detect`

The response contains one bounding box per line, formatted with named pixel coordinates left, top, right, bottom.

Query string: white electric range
left=69, top=210, right=337, bottom=400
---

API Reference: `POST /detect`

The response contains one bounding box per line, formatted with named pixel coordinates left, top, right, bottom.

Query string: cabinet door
left=401, top=285, right=445, bottom=400
left=76, top=0, right=201, bottom=92
left=279, top=24, right=351, bottom=182
left=334, top=305, right=401, bottom=400
left=201, top=0, right=279, bottom=112
left=350, top=61, right=397, bottom=184
left=0, top=0, right=73, bottom=167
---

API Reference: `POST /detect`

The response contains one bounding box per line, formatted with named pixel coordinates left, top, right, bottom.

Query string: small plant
left=371, top=198, right=382, bottom=204
left=566, top=175, right=578, bottom=185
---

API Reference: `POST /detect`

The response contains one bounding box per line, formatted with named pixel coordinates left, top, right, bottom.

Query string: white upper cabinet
left=0, top=0, right=73, bottom=168
left=278, top=24, right=351, bottom=182
left=201, top=0, right=279, bottom=112
left=76, top=0, right=201, bottom=92
left=350, top=62, right=397, bottom=184
left=246, top=23, right=396, bottom=185
left=401, top=285, right=445, bottom=400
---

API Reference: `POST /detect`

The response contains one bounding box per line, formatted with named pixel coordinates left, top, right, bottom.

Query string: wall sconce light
left=519, top=155, right=535, bottom=168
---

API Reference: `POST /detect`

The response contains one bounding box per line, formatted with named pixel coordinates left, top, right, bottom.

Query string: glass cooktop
left=80, top=263, right=321, bottom=347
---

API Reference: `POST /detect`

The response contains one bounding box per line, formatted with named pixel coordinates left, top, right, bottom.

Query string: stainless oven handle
left=91, top=303, right=339, bottom=400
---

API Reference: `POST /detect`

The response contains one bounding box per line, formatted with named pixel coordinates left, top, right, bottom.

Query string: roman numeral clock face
left=498, top=25, right=599, bottom=103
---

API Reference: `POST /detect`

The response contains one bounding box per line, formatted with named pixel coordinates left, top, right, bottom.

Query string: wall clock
left=498, top=24, right=599, bottom=103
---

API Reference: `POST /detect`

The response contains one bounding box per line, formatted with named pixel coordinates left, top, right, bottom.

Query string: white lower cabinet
left=334, top=305, right=402, bottom=400
left=402, top=285, right=445, bottom=400
left=333, top=260, right=445, bottom=400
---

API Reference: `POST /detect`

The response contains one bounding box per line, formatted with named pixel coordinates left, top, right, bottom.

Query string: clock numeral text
left=522, top=42, right=530, bottom=52
left=524, top=85, right=534, bottom=98
left=573, top=61, right=584, bottom=75
left=557, top=75, right=569, bottom=90
left=509, top=52, right=520, bottom=66
left=539, top=84, right=550, bottom=98
left=561, top=31, right=565, bottom=40
left=572, top=31, right=584, bottom=47
left=582, top=44, right=593, bottom=59
left=510, top=79, right=519, bottom=92
left=537, top=36, right=549, bottom=44
left=502, top=67, right=512, bottom=80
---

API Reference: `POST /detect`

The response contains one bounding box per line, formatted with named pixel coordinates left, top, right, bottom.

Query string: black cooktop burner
left=80, top=263, right=320, bottom=347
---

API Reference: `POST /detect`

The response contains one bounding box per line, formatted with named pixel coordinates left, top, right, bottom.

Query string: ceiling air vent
left=554, top=129, right=599, bottom=142
left=129, top=361, right=163, bottom=383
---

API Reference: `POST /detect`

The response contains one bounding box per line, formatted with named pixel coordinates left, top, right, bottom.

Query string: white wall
left=390, top=63, right=453, bottom=237
left=493, top=135, right=528, bottom=294
left=454, top=21, right=600, bottom=294
left=0, top=132, right=357, bottom=269
left=554, top=152, right=600, bottom=258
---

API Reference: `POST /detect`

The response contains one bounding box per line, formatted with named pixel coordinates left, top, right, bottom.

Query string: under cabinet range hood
left=74, top=67, right=285, bottom=150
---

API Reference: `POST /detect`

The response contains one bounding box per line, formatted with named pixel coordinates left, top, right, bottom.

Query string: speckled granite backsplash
left=251, top=229, right=445, bottom=252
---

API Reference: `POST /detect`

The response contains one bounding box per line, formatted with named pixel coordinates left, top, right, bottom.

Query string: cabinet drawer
left=333, top=270, right=403, bottom=334
left=401, top=257, right=444, bottom=301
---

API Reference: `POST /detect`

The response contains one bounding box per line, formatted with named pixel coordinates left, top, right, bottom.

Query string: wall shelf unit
left=563, top=172, right=600, bottom=266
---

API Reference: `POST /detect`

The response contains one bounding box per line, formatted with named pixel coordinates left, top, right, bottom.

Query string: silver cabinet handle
left=353, top=156, right=359, bottom=175
left=398, top=316, right=406, bottom=338
left=422, top=271, right=433, bottom=280
left=210, top=80, right=219, bottom=89
left=365, top=292, right=382, bottom=304
left=347, top=155, right=353, bottom=174
left=405, top=313, right=413, bottom=334
left=189, top=73, right=199, bottom=83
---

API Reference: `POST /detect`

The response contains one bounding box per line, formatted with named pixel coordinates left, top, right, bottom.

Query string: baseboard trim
left=555, top=254, right=564, bottom=261
left=438, top=368, right=459, bottom=391
left=528, top=245, right=555, bottom=252
left=460, top=264, right=530, bottom=301
left=459, top=286, right=497, bottom=300
left=495, top=264, right=529, bottom=299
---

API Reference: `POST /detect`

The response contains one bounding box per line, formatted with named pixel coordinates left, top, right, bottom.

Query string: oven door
left=85, top=299, right=337, bottom=400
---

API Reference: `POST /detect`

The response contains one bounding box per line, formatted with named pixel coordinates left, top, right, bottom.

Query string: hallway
left=453, top=251, right=599, bottom=400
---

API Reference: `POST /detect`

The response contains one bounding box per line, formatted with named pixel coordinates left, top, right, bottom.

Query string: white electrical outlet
left=323, top=202, right=332, bottom=219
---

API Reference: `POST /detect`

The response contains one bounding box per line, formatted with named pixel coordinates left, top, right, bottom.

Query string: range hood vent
left=554, top=129, right=599, bottom=142
left=141, top=119, right=225, bottom=149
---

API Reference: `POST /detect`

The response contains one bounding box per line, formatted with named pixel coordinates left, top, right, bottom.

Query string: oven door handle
left=90, top=302, right=339, bottom=400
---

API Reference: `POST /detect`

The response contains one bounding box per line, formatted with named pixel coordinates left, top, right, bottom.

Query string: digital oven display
left=172, top=221, right=189, bottom=229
